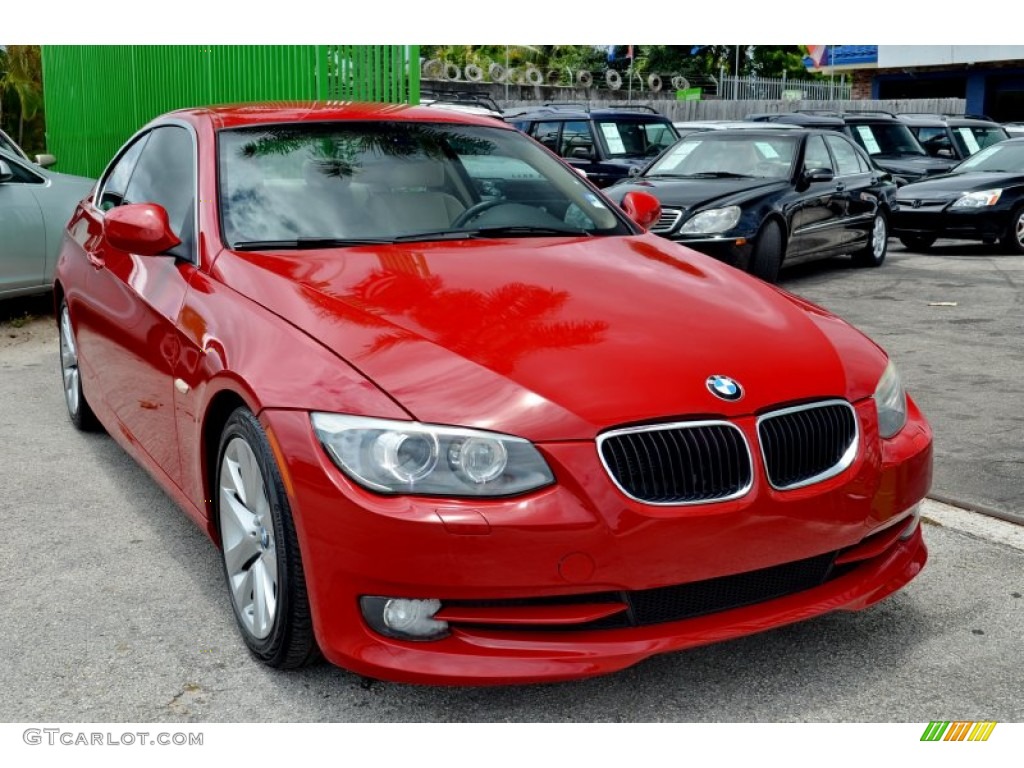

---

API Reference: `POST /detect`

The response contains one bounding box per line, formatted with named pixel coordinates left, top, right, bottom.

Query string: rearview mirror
left=620, top=190, right=661, bottom=231
left=103, top=203, right=181, bottom=256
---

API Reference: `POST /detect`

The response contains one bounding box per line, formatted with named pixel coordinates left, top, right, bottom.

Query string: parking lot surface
left=1, top=242, right=1022, bottom=722
left=780, top=241, right=1024, bottom=524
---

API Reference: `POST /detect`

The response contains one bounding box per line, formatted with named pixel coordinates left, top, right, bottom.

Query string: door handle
left=86, top=251, right=105, bottom=270
left=835, top=183, right=846, bottom=192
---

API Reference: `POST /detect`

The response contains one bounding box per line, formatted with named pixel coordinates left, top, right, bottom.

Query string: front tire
left=1000, top=205, right=1024, bottom=254
left=853, top=212, right=889, bottom=268
left=217, top=407, right=318, bottom=669
left=59, top=300, right=99, bottom=431
left=749, top=220, right=784, bottom=283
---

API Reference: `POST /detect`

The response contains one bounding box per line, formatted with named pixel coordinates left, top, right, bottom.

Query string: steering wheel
left=452, top=199, right=509, bottom=228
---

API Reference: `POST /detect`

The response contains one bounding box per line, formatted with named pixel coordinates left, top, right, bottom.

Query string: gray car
left=1, top=148, right=95, bottom=300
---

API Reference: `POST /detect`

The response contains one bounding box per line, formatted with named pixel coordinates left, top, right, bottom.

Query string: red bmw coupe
left=54, top=102, right=932, bottom=685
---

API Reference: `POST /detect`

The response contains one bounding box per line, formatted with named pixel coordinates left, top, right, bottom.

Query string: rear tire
left=899, top=234, right=936, bottom=252
left=216, top=407, right=319, bottom=669
left=852, top=212, right=888, bottom=268
left=749, top=220, right=784, bottom=283
left=59, top=300, right=100, bottom=432
left=1000, top=206, right=1024, bottom=254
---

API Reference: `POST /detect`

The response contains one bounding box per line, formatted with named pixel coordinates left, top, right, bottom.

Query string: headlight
left=311, top=413, right=554, bottom=497
left=873, top=361, right=907, bottom=439
left=679, top=206, right=741, bottom=234
left=951, top=189, right=1002, bottom=208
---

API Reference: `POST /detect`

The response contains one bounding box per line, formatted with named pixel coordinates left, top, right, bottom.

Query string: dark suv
left=504, top=104, right=679, bottom=187
left=897, top=113, right=1009, bottom=161
left=747, top=110, right=958, bottom=185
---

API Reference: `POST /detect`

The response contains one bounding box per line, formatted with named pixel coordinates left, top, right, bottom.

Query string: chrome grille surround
left=756, top=399, right=859, bottom=491
left=650, top=207, right=684, bottom=234
left=597, top=420, right=754, bottom=506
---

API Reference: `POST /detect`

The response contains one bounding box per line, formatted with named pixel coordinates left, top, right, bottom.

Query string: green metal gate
left=40, top=45, right=420, bottom=178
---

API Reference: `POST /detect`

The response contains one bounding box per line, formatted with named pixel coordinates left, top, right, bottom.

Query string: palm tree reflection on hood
left=349, top=267, right=608, bottom=375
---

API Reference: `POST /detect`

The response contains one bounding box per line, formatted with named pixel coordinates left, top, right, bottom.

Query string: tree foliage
left=420, top=44, right=818, bottom=81
left=0, top=44, right=46, bottom=152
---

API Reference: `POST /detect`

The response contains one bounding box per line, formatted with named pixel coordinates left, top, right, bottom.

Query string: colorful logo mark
left=921, top=721, right=997, bottom=741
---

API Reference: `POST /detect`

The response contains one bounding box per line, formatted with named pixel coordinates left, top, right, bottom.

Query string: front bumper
left=261, top=398, right=932, bottom=685
left=891, top=205, right=1011, bottom=242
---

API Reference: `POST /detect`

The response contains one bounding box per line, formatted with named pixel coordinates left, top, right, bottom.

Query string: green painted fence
left=41, top=45, right=420, bottom=178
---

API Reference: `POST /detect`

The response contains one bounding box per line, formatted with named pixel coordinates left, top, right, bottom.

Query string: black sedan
left=891, top=137, right=1024, bottom=253
left=606, top=129, right=897, bottom=282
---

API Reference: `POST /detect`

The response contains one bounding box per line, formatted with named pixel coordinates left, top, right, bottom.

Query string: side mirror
left=0, top=160, right=12, bottom=183
left=620, top=190, right=661, bottom=231
left=35, top=153, right=57, bottom=169
left=103, top=203, right=181, bottom=256
left=803, top=167, right=834, bottom=184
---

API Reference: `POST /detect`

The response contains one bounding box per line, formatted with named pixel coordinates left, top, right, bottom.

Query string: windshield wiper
left=391, top=225, right=593, bottom=242
left=232, top=237, right=395, bottom=250
left=469, top=225, right=594, bottom=238
left=678, top=171, right=754, bottom=179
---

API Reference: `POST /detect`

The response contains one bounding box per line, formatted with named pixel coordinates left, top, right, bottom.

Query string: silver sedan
left=1, top=148, right=94, bottom=300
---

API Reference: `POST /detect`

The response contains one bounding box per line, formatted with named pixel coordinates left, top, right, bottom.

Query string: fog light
left=360, top=596, right=449, bottom=641
left=899, top=504, right=922, bottom=540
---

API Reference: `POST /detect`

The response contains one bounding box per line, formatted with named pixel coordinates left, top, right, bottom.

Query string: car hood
left=213, top=235, right=887, bottom=441
left=896, top=171, right=1024, bottom=197
left=872, top=155, right=958, bottom=176
left=609, top=177, right=788, bottom=209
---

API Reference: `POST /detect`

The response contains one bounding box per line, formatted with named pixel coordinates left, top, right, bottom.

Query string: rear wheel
left=217, top=407, right=319, bottom=669
left=1000, top=206, right=1024, bottom=254
left=59, top=300, right=99, bottom=431
left=749, top=220, right=784, bottom=283
left=853, top=212, right=889, bottom=268
left=899, top=234, right=936, bottom=252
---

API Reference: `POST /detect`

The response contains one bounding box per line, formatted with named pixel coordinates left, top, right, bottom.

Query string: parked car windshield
left=594, top=119, right=678, bottom=159
left=953, top=140, right=1024, bottom=173
left=950, top=125, right=1009, bottom=158
left=217, top=121, right=629, bottom=248
left=849, top=123, right=926, bottom=157
left=645, top=134, right=799, bottom=179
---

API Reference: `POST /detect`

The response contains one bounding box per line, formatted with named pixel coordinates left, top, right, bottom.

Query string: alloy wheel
left=219, top=436, right=279, bottom=640
left=59, top=304, right=81, bottom=418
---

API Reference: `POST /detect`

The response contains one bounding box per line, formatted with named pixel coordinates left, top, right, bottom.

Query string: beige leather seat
left=361, top=160, right=465, bottom=236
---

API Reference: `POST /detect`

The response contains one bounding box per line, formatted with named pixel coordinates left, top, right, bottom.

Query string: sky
left=4, top=3, right=1004, bottom=46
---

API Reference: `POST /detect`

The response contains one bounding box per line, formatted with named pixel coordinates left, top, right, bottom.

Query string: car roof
left=161, top=101, right=517, bottom=131
left=672, top=120, right=799, bottom=130
left=503, top=103, right=672, bottom=121
left=897, top=113, right=1004, bottom=128
left=747, top=110, right=906, bottom=127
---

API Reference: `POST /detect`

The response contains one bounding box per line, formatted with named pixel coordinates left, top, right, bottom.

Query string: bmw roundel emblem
left=706, top=375, right=743, bottom=401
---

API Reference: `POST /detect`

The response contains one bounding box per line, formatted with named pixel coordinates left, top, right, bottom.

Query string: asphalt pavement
left=780, top=240, right=1024, bottom=524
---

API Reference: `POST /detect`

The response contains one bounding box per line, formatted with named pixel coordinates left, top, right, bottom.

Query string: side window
left=803, top=135, right=834, bottom=173
left=825, top=135, right=864, bottom=176
left=532, top=121, right=561, bottom=152
left=559, top=120, right=594, bottom=159
left=97, top=134, right=150, bottom=211
left=123, top=126, right=196, bottom=259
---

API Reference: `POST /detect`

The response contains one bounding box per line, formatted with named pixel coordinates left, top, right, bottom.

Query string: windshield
left=595, top=119, right=679, bottom=159
left=645, top=134, right=798, bottom=179
left=954, top=140, right=1024, bottom=173
left=217, top=122, right=630, bottom=248
left=849, top=123, right=926, bottom=157
left=951, top=126, right=1009, bottom=158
